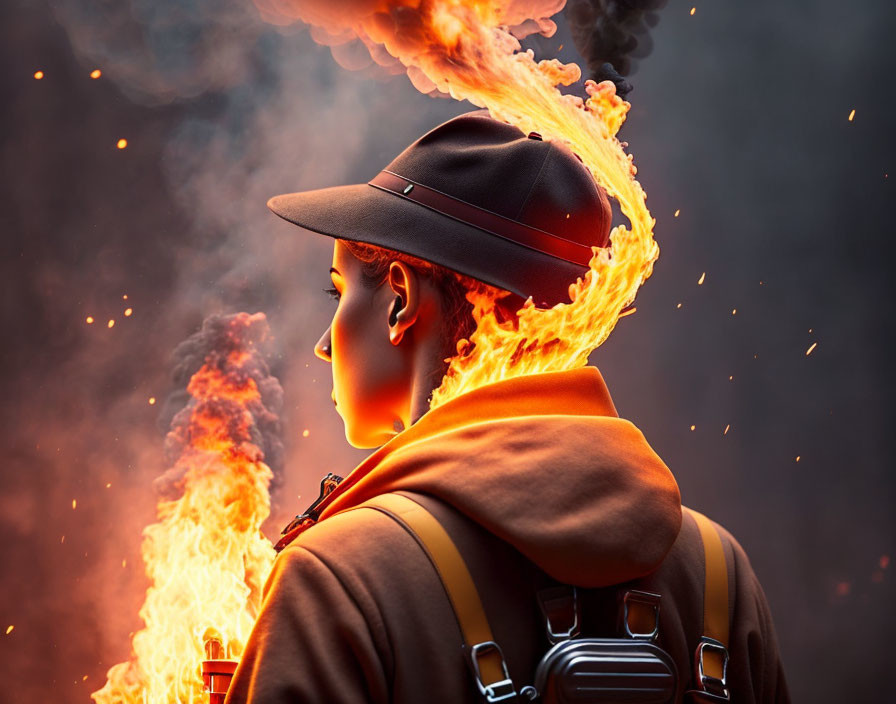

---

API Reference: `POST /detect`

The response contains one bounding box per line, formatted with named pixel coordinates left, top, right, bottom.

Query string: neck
left=406, top=332, right=447, bottom=428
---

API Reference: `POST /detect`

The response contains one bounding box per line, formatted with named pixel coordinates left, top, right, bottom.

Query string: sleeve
left=724, top=532, right=791, bottom=704
left=224, top=544, right=390, bottom=704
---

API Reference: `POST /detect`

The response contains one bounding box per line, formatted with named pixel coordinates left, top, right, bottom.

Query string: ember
left=92, top=313, right=282, bottom=704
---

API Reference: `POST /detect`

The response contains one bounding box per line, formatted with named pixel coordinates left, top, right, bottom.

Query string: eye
left=323, top=287, right=341, bottom=301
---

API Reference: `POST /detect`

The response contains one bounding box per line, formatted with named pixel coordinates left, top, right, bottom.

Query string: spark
left=5, top=625, right=13, bottom=635
left=72, top=499, right=77, bottom=509
left=676, top=302, right=682, bottom=309
left=302, top=429, right=310, bottom=438
left=86, top=316, right=94, bottom=324
left=61, top=535, right=65, bottom=544
left=731, top=308, right=737, bottom=315
left=148, top=397, right=156, bottom=405
left=881, top=556, right=890, bottom=569
left=33, top=70, right=44, bottom=80
left=795, top=456, right=801, bottom=462
left=122, top=559, right=127, bottom=568
left=124, top=308, right=133, bottom=317
left=105, top=483, right=112, bottom=489
left=698, top=272, right=706, bottom=285
left=107, top=319, right=115, bottom=328
left=123, top=294, right=128, bottom=299
left=618, top=306, right=637, bottom=318
left=848, top=109, right=856, bottom=122
left=690, top=424, right=696, bottom=431
left=674, top=209, right=680, bottom=218
left=90, top=69, right=102, bottom=79
left=83, top=676, right=89, bottom=681
left=723, top=424, right=730, bottom=435
left=690, top=7, right=696, bottom=15
left=117, top=138, right=128, bottom=150
left=728, top=375, right=733, bottom=381
left=806, top=342, right=818, bottom=356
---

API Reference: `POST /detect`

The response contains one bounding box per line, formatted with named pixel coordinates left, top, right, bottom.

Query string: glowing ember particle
left=107, top=319, right=115, bottom=328
left=105, top=483, right=112, bottom=489
left=5, top=625, right=13, bottom=635
left=148, top=397, right=156, bottom=405
left=674, top=209, right=680, bottom=217
left=117, top=138, right=128, bottom=149
left=795, top=456, right=801, bottom=462
left=72, top=499, right=77, bottom=509
left=731, top=308, right=737, bottom=315
left=90, top=69, right=102, bottom=79
left=723, top=424, right=730, bottom=435
left=880, top=555, right=890, bottom=569
left=124, top=308, right=133, bottom=317
left=676, top=303, right=682, bottom=309
left=83, top=675, right=89, bottom=681
left=86, top=316, right=94, bottom=324
left=835, top=581, right=851, bottom=597
left=698, top=272, right=706, bottom=285
left=33, top=70, right=44, bottom=80
left=302, top=429, right=310, bottom=438
left=848, top=109, right=856, bottom=122
left=61, top=535, right=65, bottom=544
left=123, top=294, right=128, bottom=300
left=690, top=7, right=696, bottom=16
left=122, top=559, right=127, bottom=568
left=728, top=375, right=733, bottom=381
left=618, top=306, right=637, bottom=318
left=806, top=342, right=817, bottom=356
left=690, top=425, right=696, bottom=431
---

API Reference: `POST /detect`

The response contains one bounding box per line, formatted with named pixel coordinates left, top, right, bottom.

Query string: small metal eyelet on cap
left=402, top=183, right=414, bottom=194
left=527, top=131, right=543, bottom=141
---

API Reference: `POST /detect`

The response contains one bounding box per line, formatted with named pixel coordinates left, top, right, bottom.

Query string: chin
left=342, top=420, right=392, bottom=450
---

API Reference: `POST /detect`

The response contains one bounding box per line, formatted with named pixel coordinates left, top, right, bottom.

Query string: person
left=224, top=111, right=789, bottom=703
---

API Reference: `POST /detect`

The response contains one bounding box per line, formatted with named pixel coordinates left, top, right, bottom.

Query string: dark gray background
left=1, top=1, right=893, bottom=701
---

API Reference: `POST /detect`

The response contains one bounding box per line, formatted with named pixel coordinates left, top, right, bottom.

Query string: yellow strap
left=352, top=493, right=507, bottom=687
left=684, top=507, right=730, bottom=681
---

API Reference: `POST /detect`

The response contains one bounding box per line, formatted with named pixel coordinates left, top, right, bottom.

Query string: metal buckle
left=622, top=589, right=662, bottom=641
left=537, top=586, right=580, bottom=644
left=467, top=641, right=518, bottom=703
left=695, top=637, right=730, bottom=699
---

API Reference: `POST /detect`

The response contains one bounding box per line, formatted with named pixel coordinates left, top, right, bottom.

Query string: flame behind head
left=256, top=0, right=657, bottom=407
left=92, top=313, right=279, bottom=704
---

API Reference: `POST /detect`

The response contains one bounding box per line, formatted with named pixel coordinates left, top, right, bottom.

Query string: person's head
left=314, top=239, right=516, bottom=448
left=268, top=111, right=613, bottom=447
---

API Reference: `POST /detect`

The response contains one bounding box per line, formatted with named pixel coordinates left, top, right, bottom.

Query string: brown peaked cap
left=267, top=111, right=612, bottom=307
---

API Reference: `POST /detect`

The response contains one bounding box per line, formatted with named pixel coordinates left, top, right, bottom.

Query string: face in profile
left=314, top=240, right=416, bottom=449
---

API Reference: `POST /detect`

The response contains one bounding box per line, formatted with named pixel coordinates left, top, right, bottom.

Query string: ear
left=386, top=260, right=421, bottom=346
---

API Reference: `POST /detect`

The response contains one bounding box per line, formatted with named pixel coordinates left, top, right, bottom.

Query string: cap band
left=368, top=170, right=595, bottom=268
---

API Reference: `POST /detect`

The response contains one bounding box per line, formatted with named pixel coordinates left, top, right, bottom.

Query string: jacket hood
left=300, top=367, right=682, bottom=587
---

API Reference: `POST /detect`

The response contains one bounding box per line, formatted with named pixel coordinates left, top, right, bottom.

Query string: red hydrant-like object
left=202, top=630, right=237, bottom=704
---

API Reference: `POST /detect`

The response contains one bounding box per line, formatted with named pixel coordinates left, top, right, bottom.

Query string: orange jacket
left=225, top=367, right=788, bottom=703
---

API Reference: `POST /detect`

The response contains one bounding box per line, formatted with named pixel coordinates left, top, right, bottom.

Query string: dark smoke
left=155, top=312, right=284, bottom=499
left=564, top=0, right=669, bottom=97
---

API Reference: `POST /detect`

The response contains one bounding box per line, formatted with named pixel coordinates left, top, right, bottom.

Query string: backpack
left=346, top=492, right=731, bottom=704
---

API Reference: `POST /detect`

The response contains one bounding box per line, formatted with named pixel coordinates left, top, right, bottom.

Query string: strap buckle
left=695, top=637, right=730, bottom=699
left=467, top=641, right=518, bottom=703
left=622, top=589, right=662, bottom=641
left=537, top=586, right=580, bottom=645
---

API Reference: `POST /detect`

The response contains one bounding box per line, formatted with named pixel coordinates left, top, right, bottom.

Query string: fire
left=258, top=1, right=658, bottom=408
left=92, top=313, right=277, bottom=704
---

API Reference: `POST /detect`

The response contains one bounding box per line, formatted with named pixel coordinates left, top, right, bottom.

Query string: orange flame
left=257, top=1, right=658, bottom=408
left=92, top=314, right=276, bottom=704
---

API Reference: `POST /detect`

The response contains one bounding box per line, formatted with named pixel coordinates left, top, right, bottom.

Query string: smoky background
left=1, top=0, right=893, bottom=702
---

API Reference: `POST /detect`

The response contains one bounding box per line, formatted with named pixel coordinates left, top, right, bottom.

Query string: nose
left=314, top=327, right=332, bottom=362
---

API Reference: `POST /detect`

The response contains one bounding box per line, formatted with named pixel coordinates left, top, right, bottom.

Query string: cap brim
left=267, top=183, right=588, bottom=307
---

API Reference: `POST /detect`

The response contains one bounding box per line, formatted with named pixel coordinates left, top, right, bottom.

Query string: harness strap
left=350, top=493, right=511, bottom=695
left=683, top=507, right=730, bottom=698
